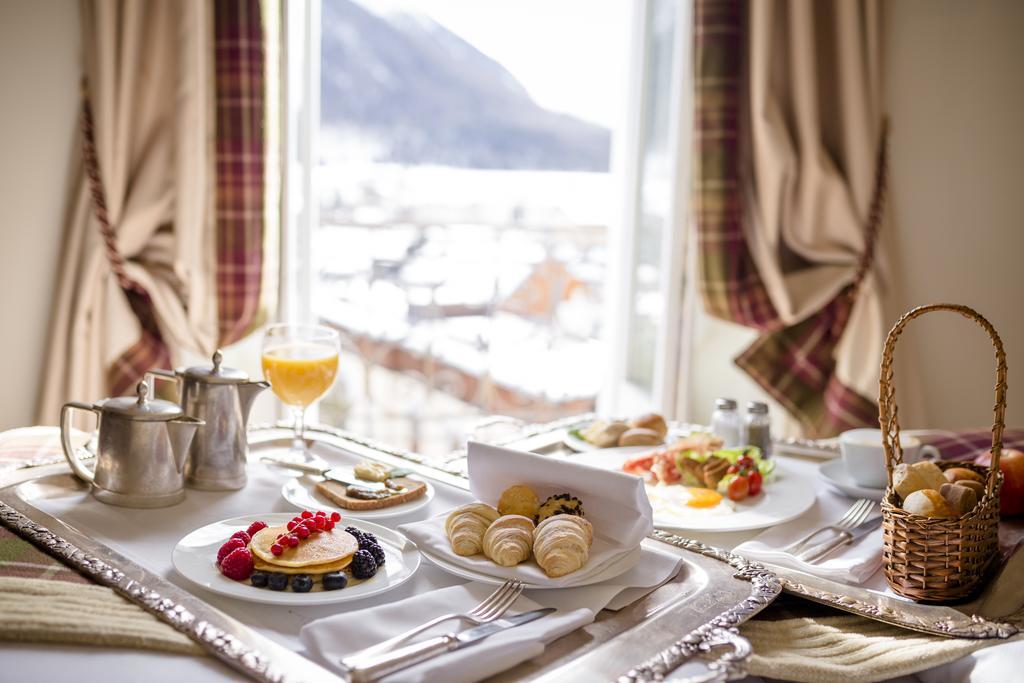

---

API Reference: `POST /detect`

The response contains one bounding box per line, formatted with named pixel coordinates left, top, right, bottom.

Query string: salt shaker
left=711, top=398, right=742, bottom=448
left=744, top=401, right=772, bottom=458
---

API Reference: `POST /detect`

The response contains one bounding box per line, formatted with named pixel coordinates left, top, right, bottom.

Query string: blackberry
left=268, top=573, right=289, bottom=591
left=350, top=549, right=378, bottom=579
left=361, top=539, right=386, bottom=566
left=344, top=526, right=365, bottom=541
left=250, top=571, right=269, bottom=588
left=360, top=531, right=379, bottom=545
left=323, top=572, right=348, bottom=591
left=291, top=574, right=313, bottom=593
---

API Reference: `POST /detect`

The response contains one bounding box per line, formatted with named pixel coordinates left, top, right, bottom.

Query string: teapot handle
left=145, top=368, right=181, bottom=398
left=60, top=401, right=97, bottom=484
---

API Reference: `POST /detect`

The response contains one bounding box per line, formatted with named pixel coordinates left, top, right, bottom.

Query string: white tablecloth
left=0, top=452, right=1017, bottom=682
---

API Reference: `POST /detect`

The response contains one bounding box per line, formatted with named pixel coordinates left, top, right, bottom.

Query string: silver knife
left=344, top=607, right=555, bottom=683
left=259, top=457, right=399, bottom=492
left=798, top=515, right=882, bottom=563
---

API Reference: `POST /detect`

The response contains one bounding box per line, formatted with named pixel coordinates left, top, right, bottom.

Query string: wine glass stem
left=292, top=407, right=306, bottom=454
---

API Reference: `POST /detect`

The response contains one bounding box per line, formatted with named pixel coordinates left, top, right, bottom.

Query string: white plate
left=419, top=544, right=642, bottom=589
left=569, top=448, right=816, bottom=532
left=172, top=513, right=420, bottom=605
left=818, top=460, right=886, bottom=501
left=281, top=474, right=435, bottom=520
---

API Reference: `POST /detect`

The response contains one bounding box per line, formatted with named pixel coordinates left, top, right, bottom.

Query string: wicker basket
left=880, top=303, right=1007, bottom=603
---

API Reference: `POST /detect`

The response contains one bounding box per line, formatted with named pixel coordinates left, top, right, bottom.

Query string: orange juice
left=261, top=343, right=339, bottom=408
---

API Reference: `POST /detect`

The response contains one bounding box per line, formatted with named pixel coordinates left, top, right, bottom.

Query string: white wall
left=0, top=1, right=80, bottom=430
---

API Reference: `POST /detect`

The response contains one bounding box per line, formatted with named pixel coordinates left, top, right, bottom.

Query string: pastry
left=580, top=420, right=629, bottom=448
left=893, top=461, right=947, bottom=501
left=902, top=489, right=955, bottom=518
left=445, top=503, right=500, bottom=556
left=535, top=493, right=585, bottom=524
left=629, top=413, right=668, bottom=440
left=533, top=514, right=594, bottom=577
left=940, top=482, right=978, bottom=516
left=618, top=428, right=662, bottom=447
left=944, top=467, right=984, bottom=484
left=315, top=477, right=427, bottom=511
left=497, top=484, right=540, bottom=518
left=483, top=515, right=535, bottom=566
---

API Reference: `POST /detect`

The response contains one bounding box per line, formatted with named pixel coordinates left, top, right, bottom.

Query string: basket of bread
left=880, top=303, right=1007, bottom=602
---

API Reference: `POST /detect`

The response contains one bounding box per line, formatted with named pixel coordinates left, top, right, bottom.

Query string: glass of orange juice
left=261, top=323, right=340, bottom=460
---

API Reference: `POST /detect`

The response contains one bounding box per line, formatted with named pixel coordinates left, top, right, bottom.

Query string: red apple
left=974, top=448, right=1024, bottom=516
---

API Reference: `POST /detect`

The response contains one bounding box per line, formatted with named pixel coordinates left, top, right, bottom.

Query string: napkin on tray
left=300, top=548, right=682, bottom=683
left=399, top=441, right=655, bottom=587
left=732, top=495, right=882, bottom=584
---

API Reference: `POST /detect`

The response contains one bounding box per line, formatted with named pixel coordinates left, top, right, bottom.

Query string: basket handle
left=879, top=303, right=1008, bottom=497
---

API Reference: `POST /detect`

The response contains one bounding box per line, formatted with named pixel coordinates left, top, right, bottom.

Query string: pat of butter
left=354, top=461, right=391, bottom=482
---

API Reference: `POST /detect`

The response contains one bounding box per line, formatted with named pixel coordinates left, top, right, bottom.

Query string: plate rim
left=280, top=473, right=435, bottom=520
left=171, top=512, right=420, bottom=606
left=817, top=459, right=886, bottom=500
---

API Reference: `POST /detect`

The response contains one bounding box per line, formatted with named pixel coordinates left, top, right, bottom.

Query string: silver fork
left=340, top=579, right=524, bottom=669
left=781, top=498, right=875, bottom=555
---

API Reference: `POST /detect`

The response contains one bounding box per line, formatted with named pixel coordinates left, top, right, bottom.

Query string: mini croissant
left=533, top=514, right=593, bottom=578
left=445, top=503, right=500, bottom=556
left=483, top=515, right=535, bottom=566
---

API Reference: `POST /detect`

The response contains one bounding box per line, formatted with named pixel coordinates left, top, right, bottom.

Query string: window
left=283, top=0, right=693, bottom=456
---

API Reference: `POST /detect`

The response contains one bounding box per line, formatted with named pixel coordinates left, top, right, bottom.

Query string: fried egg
left=645, top=484, right=736, bottom=520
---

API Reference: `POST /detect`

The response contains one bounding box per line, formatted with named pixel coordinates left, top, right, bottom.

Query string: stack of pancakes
left=249, top=525, right=358, bottom=577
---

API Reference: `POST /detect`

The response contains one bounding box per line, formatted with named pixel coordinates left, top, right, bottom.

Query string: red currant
left=296, top=526, right=310, bottom=539
left=324, top=520, right=335, bottom=530
left=287, top=535, right=300, bottom=547
left=301, top=510, right=313, bottom=519
left=315, top=510, right=326, bottom=517
left=287, top=520, right=297, bottom=531
left=314, top=516, right=326, bottom=529
left=330, top=512, right=341, bottom=522
left=270, top=543, right=284, bottom=556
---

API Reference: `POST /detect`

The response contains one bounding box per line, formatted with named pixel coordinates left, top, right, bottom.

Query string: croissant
left=483, top=515, right=535, bottom=566
left=533, top=514, right=593, bottom=578
left=445, top=503, right=500, bottom=556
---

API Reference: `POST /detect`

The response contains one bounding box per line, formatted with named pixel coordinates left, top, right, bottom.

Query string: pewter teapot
left=148, top=350, right=268, bottom=490
left=60, top=381, right=204, bottom=508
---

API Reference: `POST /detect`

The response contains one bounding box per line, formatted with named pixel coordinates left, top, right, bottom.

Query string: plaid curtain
left=694, top=0, right=887, bottom=437
left=214, top=0, right=267, bottom=346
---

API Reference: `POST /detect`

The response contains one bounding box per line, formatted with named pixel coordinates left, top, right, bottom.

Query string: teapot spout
left=166, top=416, right=204, bottom=474
left=236, top=380, right=270, bottom=426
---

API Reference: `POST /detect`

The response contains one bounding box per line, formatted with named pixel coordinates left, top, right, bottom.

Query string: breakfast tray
left=0, top=425, right=780, bottom=683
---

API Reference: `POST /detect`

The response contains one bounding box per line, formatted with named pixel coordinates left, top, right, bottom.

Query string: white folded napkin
left=398, top=442, right=654, bottom=587
left=299, top=548, right=681, bottom=683
left=732, top=495, right=882, bottom=584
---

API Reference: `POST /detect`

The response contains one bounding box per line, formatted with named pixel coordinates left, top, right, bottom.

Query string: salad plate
left=172, top=512, right=420, bottom=605
left=571, top=447, right=815, bottom=532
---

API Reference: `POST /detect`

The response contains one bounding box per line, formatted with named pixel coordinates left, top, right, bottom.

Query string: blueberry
left=291, top=574, right=313, bottom=593
left=268, top=573, right=289, bottom=591
left=323, top=572, right=348, bottom=591
left=250, top=571, right=269, bottom=588
left=350, top=549, right=378, bottom=580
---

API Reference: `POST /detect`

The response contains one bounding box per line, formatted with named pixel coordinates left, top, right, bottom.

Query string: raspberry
left=324, top=520, right=335, bottom=531
left=220, top=548, right=254, bottom=581
left=230, top=530, right=251, bottom=544
left=245, top=521, right=268, bottom=537
left=315, top=510, right=326, bottom=517
left=296, top=525, right=310, bottom=539
left=287, top=520, right=297, bottom=531
left=301, top=510, right=313, bottom=519
left=287, top=535, right=300, bottom=547
left=350, top=549, right=377, bottom=580
left=217, top=538, right=246, bottom=565
left=330, top=512, right=341, bottom=522
left=271, top=543, right=284, bottom=556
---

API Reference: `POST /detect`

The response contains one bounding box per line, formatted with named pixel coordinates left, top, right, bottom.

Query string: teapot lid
left=180, top=349, right=250, bottom=384
left=100, top=381, right=183, bottom=420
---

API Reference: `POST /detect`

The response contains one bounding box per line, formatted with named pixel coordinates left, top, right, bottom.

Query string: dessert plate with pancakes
left=173, top=513, right=419, bottom=605
left=281, top=474, right=434, bottom=520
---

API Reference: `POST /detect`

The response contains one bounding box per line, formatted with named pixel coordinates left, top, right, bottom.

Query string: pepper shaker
left=744, top=401, right=772, bottom=458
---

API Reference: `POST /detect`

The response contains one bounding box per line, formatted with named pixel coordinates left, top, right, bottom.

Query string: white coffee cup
left=839, top=428, right=941, bottom=488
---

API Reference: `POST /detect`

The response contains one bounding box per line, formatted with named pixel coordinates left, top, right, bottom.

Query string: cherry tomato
left=727, top=475, right=750, bottom=501
left=748, top=471, right=763, bottom=496
left=738, top=456, right=755, bottom=468
left=727, top=464, right=740, bottom=475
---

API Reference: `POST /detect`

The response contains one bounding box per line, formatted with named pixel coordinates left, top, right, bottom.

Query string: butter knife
left=798, top=515, right=882, bottom=563
left=344, top=607, right=555, bottom=683
left=259, top=457, right=402, bottom=492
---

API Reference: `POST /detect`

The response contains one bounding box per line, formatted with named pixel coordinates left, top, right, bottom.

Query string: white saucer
left=818, top=460, right=886, bottom=500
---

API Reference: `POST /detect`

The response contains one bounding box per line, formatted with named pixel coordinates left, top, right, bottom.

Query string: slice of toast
left=315, top=476, right=427, bottom=511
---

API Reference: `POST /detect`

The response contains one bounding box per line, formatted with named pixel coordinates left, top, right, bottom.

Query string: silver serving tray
left=0, top=425, right=780, bottom=683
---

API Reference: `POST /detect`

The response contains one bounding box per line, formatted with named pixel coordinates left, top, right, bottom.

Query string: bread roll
left=940, top=482, right=978, bottom=516
left=618, top=428, right=662, bottom=447
left=581, top=421, right=629, bottom=448
left=498, top=484, right=540, bottom=518
left=902, top=489, right=955, bottom=518
left=944, top=467, right=984, bottom=484
left=629, top=413, right=668, bottom=439
left=893, top=461, right=947, bottom=501
left=482, top=515, right=534, bottom=566
left=445, top=503, right=500, bottom=556
left=955, top=479, right=985, bottom=497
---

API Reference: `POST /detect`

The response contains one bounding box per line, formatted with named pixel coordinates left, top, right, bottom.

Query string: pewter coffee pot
left=60, top=381, right=204, bottom=508
left=149, top=350, right=268, bottom=490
